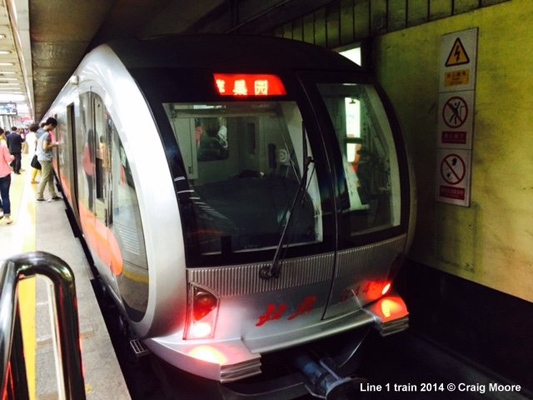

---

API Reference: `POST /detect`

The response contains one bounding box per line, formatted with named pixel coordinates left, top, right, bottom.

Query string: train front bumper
left=145, top=293, right=409, bottom=383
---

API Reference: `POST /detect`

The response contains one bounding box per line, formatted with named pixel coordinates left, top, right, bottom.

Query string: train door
left=52, top=113, right=59, bottom=174
left=77, top=92, right=97, bottom=255
left=92, top=94, right=114, bottom=273
left=67, top=104, right=80, bottom=224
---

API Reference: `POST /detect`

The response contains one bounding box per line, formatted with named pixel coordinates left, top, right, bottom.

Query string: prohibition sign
left=443, top=96, right=468, bottom=129
left=440, top=154, right=465, bottom=185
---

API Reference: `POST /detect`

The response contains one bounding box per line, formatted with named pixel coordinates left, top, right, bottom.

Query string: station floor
left=0, top=154, right=130, bottom=400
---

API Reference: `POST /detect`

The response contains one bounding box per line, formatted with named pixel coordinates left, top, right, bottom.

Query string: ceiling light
left=0, top=34, right=6, bottom=39
left=0, top=51, right=11, bottom=55
left=0, top=77, right=17, bottom=80
left=0, top=71, right=15, bottom=74
left=0, top=63, right=14, bottom=66
left=0, top=94, right=24, bottom=101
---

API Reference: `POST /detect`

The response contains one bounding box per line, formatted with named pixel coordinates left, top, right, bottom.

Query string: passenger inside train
left=163, top=82, right=398, bottom=264
left=318, top=83, right=398, bottom=234
left=164, top=102, right=320, bottom=259
left=195, top=117, right=228, bottom=161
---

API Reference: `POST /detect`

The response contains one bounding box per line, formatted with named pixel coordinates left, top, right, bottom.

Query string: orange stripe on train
left=61, top=174, right=124, bottom=276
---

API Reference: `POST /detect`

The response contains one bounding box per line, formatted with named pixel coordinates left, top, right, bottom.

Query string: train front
left=119, top=37, right=413, bottom=398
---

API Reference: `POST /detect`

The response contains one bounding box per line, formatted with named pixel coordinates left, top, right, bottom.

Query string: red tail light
left=193, top=290, right=217, bottom=320
left=377, top=296, right=408, bottom=322
left=185, top=285, right=219, bottom=340
left=382, top=282, right=392, bottom=296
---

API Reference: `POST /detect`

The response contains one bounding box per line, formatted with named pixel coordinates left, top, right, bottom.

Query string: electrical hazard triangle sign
left=440, top=28, right=478, bottom=92
left=445, top=38, right=470, bottom=66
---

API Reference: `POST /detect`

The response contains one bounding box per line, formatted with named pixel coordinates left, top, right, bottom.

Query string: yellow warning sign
left=444, top=69, right=470, bottom=87
left=445, top=38, right=470, bottom=67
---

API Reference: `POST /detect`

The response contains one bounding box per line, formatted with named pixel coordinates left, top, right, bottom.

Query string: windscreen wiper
left=260, top=126, right=314, bottom=280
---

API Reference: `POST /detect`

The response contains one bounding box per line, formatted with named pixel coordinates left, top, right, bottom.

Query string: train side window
left=109, top=120, right=149, bottom=318
left=110, top=127, right=148, bottom=266
left=93, top=96, right=110, bottom=201
left=79, top=93, right=95, bottom=210
left=318, top=83, right=401, bottom=237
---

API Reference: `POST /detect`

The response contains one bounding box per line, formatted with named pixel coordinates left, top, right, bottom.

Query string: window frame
left=297, top=70, right=410, bottom=250
left=130, top=67, right=337, bottom=268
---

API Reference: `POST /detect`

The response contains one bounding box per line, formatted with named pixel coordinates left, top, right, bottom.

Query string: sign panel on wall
left=439, top=28, right=478, bottom=92
left=436, top=27, right=478, bottom=207
left=0, top=103, right=17, bottom=116
left=437, top=91, right=475, bottom=149
left=436, top=149, right=471, bottom=207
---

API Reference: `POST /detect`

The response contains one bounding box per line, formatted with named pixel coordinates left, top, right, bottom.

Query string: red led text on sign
left=215, top=79, right=226, bottom=94
left=214, top=74, right=287, bottom=96
left=256, top=296, right=317, bottom=327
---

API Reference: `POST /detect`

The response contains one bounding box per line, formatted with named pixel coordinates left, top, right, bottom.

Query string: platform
left=0, top=154, right=130, bottom=400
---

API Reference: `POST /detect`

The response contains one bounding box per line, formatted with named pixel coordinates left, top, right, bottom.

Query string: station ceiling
left=29, top=0, right=225, bottom=121
left=0, top=0, right=334, bottom=122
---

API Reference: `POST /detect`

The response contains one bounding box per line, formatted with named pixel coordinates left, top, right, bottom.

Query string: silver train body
left=47, top=35, right=414, bottom=389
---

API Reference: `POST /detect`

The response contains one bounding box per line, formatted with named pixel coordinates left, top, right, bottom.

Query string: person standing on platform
left=5, top=128, right=14, bottom=150
left=0, top=129, right=14, bottom=224
left=27, top=123, right=41, bottom=183
left=36, top=118, right=61, bottom=202
left=6, top=127, right=24, bottom=174
left=5, top=129, right=15, bottom=170
left=19, top=127, right=29, bottom=159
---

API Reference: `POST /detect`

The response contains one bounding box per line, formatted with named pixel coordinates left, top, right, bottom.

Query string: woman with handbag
left=27, top=123, right=41, bottom=183
left=0, top=129, right=15, bottom=224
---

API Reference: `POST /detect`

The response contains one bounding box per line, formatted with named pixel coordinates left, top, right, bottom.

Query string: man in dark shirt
left=6, top=127, right=24, bottom=174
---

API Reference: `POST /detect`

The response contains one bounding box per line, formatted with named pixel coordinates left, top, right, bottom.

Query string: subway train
left=46, top=35, right=414, bottom=399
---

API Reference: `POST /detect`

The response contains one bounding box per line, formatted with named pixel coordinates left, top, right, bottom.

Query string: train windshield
left=163, top=101, right=323, bottom=260
left=317, top=83, right=401, bottom=239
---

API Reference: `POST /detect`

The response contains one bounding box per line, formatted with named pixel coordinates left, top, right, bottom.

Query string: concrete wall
left=373, top=0, right=533, bottom=302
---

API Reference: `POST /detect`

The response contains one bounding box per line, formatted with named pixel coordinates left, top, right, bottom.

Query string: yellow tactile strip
left=2, top=153, right=130, bottom=400
left=0, top=155, right=37, bottom=400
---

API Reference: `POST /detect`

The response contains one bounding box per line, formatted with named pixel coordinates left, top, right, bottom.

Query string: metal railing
left=0, top=252, right=86, bottom=400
